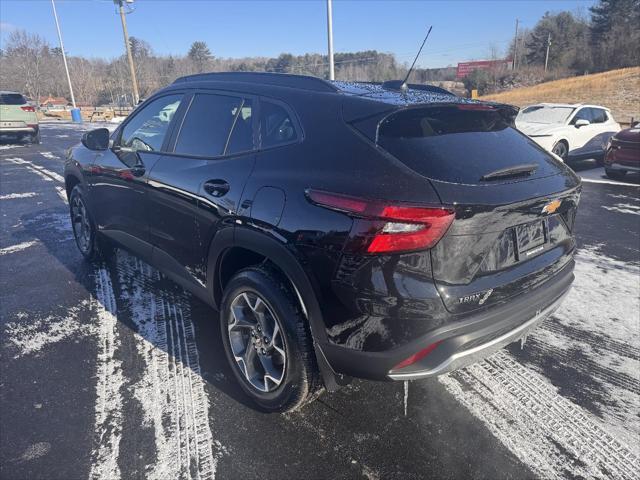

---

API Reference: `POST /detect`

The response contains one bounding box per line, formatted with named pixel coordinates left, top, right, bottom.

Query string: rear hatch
left=0, top=93, right=33, bottom=127
left=372, top=104, right=581, bottom=314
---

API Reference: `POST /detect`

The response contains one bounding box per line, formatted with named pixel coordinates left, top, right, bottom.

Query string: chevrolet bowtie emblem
left=542, top=199, right=561, bottom=214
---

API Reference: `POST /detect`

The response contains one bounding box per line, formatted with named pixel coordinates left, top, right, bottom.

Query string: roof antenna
left=401, top=25, right=433, bottom=91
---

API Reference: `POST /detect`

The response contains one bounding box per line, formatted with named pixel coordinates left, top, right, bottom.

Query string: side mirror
left=81, top=128, right=110, bottom=151
left=575, top=119, right=590, bottom=128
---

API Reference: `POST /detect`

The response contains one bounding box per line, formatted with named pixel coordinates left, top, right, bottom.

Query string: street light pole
left=326, top=0, right=335, bottom=80
left=50, top=0, right=76, bottom=109
left=115, top=0, right=140, bottom=105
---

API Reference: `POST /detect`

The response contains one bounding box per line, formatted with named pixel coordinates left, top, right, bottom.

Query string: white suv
left=516, top=103, right=620, bottom=163
left=0, top=91, right=40, bottom=144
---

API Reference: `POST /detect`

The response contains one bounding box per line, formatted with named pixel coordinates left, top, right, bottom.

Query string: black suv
left=65, top=72, right=580, bottom=412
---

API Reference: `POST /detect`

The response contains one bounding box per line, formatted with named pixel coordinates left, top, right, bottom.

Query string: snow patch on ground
left=4, top=301, right=94, bottom=358
left=113, top=252, right=218, bottom=479
left=89, top=266, right=124, bottom=480
left=0, top=192, right=37, bottom=200
left=601, top=202, right=640, bottom=215
left=0, top=240, right=39, bottom=256
left=440, top=248, right=640, bottom=479
left=40, top=151, right=61, bottom=161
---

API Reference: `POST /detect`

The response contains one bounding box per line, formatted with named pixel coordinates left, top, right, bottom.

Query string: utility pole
left=544, top=32, right=552, bottom=72
left=115, top=0, right=139, bottom=105
left=50, top=0, right=76, bottom=109
left=326, top=0, right=335, bottom=80
left=512, top=19, right=519, bottom=70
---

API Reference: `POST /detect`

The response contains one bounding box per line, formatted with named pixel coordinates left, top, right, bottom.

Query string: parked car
left=0, top=91, right=40, bottom=143
left=604, top=124, right=640, bottom=180
left=516, top=103, right=620, bottom=163
left=65, top=73, right=581, bottom=412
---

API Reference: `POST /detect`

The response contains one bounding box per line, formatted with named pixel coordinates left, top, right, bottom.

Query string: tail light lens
left=306, top=189, right=455, bottom=254
left=21, top=106, right=36, bottom=112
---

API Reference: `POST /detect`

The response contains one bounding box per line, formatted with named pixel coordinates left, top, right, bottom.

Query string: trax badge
left=459, top=289, right=493, bottom=305
left=542, top=199, right=561, bottom=214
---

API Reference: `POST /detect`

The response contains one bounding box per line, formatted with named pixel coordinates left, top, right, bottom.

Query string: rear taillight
left=306, top=189, right=455, bottom=254
left=21, top=106, right=36, bottom=112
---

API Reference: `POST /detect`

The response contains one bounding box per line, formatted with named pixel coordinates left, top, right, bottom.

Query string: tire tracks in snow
left=91, top=252, right=217, bottom=480
left=438, top=248, right=640, bottom=479
left=2, top=143, right=218, bottom=478
left=90, top=265, right=124, bottom=480
left=440, top=352, right=640, bottom=480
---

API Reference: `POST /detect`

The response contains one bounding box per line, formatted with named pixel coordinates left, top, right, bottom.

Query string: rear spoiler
left=343, top=100, right=519, bottom=142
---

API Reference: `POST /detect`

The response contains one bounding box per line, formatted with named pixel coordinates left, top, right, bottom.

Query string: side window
left=174, top=94, right=243, bottom=157
left=590, top=108, right=607, bottom=124
left=261, top=101, right=298, bottom=148
left=571, top=108, right=593, bottom=125
left=120, top=94, right=182, bottom=152
left=226, top=100, right=254, bottom=155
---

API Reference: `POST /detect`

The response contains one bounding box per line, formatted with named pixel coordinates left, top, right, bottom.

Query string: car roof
left=0, top=91, right=22, bottom=95
left=171, top=72, right=483, bottom=107
left=528, top=102, right=611, bottom=111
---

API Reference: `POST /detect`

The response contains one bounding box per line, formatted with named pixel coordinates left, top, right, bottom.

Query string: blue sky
left=1, top=0, right=595, bottom=68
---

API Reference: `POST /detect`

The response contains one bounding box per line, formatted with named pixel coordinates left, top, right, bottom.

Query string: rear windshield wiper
left=480, top=163, right=538, bottom=181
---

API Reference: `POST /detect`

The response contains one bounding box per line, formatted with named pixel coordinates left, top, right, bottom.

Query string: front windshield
left=518, top=105, right=575, bottom=125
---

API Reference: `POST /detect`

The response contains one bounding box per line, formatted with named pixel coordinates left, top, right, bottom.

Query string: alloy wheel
left=71, top=195, right=91, bottom=253
left=227, top=291, right=286, bottom=393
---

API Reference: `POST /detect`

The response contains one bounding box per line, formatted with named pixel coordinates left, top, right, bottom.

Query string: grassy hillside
left=481, top=67, right=640, bottom=124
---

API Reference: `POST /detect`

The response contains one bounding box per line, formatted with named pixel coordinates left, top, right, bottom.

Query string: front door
left=147, top=92, right=256, bottom=287
left=88, top=93, right=184, bottom=257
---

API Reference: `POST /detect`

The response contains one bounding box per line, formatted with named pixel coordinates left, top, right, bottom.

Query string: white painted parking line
left=2, top=157, right=68, bottom=204
left=579, top=168, right=640, bottom=187
left=3, top=157, right=65, bottom=183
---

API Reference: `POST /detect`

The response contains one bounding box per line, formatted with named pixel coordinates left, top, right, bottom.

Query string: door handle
left=203, top=179, right=230, bottom=197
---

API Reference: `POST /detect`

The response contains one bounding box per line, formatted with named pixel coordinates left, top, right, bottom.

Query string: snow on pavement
left=439, top=248, right=640, bottom=479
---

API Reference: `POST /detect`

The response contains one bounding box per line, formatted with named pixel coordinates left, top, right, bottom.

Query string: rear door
left=147, top=91, right=256, bottom=287
left=375, top=104, right=581, bottom=314
left=89, top=93, right=184, bottom=257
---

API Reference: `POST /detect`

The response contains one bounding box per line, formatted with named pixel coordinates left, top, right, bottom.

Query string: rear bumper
left=606, top=162, right=640, bottom=173
left=0, top=125, right=38, bottom=134
left=388, top=287, right=568, bottom=379
left=322, top=257, right=574, bottom=381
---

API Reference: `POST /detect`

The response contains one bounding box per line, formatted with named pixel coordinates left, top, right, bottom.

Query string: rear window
left=376, top=106, right=563, bottom=185
left=0, top=94, right=27, bottom=105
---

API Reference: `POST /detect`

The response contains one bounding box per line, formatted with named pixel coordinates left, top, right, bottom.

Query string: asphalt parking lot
left=1, top=122, right=639, bottom=480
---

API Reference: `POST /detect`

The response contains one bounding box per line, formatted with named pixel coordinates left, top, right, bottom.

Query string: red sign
left=456, top=60, right=511, bottom=79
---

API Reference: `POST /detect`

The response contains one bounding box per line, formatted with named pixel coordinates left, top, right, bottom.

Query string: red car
left=604, top=124, right=640, bottom=180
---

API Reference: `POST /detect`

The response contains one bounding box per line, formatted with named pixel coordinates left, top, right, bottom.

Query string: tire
left=552, top=141, right=568, bottom=161
left=220, top=266, right=322, bottom=412
left=30, top=130, right=41, bottom=144
left=69, top=185, right=113, bottom=261
left=605, top=168, right=626, bottom=180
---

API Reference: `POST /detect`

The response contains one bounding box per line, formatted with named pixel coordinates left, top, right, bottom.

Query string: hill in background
left=481, top=67, right=640, bottom=125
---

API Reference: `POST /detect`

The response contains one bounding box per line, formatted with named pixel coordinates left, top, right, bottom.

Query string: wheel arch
left=65, top=173, right=82, bottom=199
left=206, top=226, right=344, bottom=389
